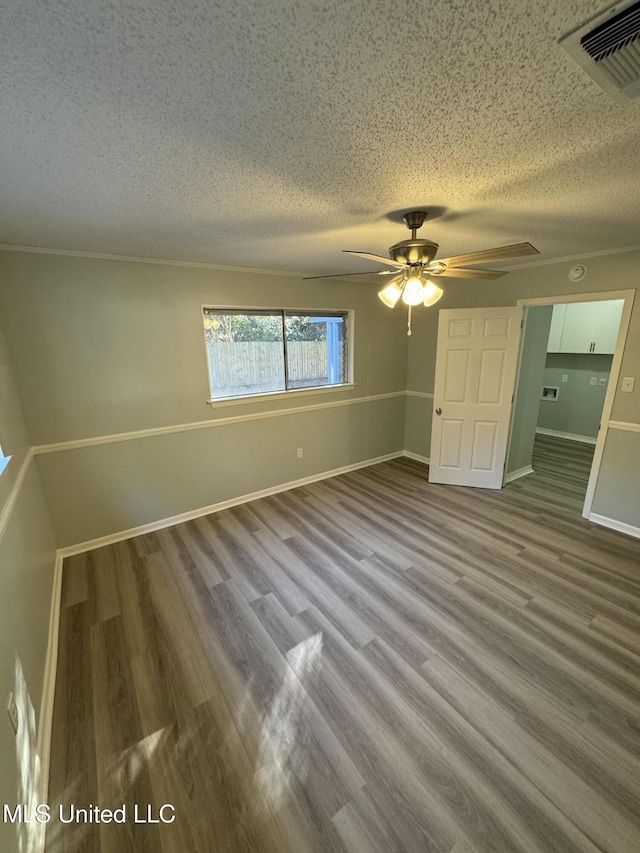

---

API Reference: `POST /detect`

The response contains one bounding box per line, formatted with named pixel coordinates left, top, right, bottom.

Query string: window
left=203, top=308, right=351, bottom=401
left=0, top=441, right=10, bottom=477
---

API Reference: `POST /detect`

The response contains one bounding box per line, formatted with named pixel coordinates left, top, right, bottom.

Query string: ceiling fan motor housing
left=389, top=238, right=439, bottom=266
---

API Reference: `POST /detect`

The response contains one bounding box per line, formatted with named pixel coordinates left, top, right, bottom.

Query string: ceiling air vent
left=559, top=0, right=640, bottom=99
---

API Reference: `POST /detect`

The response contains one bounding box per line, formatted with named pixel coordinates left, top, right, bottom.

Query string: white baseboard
left=535, top=428, right=597, bottom=445
left=58, top=451, right=404, bottom=557
left=37, top=551, right=64, bottom=806
left=403, top=450, right=430, bottom=466
left=504, top=465, right=534, bottom=484
left=588, top=513, right=640, bottom=539
left=35, top=449, right=405, bottom=831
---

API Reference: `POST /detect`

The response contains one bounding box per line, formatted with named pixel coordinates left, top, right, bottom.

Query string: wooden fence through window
left=207, top=341, right=343, bottom=396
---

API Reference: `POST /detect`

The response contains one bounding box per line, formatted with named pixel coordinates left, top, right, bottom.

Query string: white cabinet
left=591, top=300, right=625, bottom=353
left=547, top=304, right=566, bottom=351
left=547, top=300, right=623, bottom=355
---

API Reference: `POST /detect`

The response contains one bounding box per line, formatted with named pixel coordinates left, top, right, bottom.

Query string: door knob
left=435, top=407, right=442, bottom=415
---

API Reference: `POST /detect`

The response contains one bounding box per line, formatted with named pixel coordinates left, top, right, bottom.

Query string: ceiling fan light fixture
left=378, top=278, right=404, bottom=308
left=422, top=280, right=443, bottom=307
left=307, top=211, right=538, bottom=333
left=401, top=274, right=426, bottom=306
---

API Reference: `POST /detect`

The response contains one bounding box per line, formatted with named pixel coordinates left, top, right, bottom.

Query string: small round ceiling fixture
left=568, top=264, right=587, bottom=281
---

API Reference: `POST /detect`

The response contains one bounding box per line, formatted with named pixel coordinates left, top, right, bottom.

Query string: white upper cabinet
left=547, top=300, right=624, bottom=354
left=546, top=303, right=566, bottom=352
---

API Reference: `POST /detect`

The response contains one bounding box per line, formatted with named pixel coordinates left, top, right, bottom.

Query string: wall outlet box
left=599, top=377, right=606, bottom=386
left=562, top=374, right=568, bottom=382
left=6, top=693, right=18, bottom=735
left=621, top=377, right=635, bottom=393
left=590, top=377, right=597, bottom=386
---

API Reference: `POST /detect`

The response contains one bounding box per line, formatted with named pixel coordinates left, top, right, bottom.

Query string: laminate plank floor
left=47, top=449, right=640, bottom=853
left=508, top=434, right=595, bottom=515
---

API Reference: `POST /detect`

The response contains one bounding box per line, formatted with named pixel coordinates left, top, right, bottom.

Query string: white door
left=429, top=306, right=522, bottom=489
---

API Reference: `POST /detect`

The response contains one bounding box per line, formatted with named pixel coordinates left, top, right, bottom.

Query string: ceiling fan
left=306, top=211, right=539, bottom=334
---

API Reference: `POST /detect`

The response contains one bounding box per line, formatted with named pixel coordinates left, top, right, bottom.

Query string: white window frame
left=202, top=306, right=355, bottom=405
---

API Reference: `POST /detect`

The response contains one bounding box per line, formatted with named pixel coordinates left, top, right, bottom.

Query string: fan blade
left=303, top=269, right=398, bottom=280
left=436, top=242, right=539, bottom=268
left=432, top=267, right=509, bottom=280
left=343, top=250, right=405, bottom=268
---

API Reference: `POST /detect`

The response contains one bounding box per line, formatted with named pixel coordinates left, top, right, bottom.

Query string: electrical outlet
left=296, top=447, right=304, bottom=459
left=590, top=377, right=597, bottom=386
left=6, top=693, right=18, bottom=735
left=599, top=377, right=606, bottom=386
left=562, top=374, right=568, bottom=383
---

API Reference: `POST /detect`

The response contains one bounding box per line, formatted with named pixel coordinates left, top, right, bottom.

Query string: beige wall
left=0, top=250, right=409, bottom=546
left=0, top=326, right=56, bottom=853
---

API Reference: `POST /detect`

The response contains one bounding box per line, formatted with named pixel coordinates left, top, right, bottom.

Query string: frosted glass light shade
left=401, top=276, right=425, bottom=306
left=378, top=279, right=403, bottom=308
left=422, top=280, right=444, bottom=307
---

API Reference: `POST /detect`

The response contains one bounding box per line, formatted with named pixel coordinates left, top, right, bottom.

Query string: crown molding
left=3, top=241, right=639, bottom=276
left=0, top=243, right=305, bottom=278
left=503, top=243, right=640, bottom=271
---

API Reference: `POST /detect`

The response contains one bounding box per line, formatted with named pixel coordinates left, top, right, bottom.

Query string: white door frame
left=515, top=289, right=635, bottom=519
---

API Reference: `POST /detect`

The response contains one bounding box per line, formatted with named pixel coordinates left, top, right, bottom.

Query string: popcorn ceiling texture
left=1, top=0, right=638, bottom=272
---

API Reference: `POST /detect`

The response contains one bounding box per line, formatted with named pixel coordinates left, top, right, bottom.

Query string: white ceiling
left=1, top=0, right=639, bottom=276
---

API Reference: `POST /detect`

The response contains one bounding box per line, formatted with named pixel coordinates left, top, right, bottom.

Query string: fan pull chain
left=407, top=306, right=412, bottom=336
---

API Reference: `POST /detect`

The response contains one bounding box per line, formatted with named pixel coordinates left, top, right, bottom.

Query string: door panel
left=471, top=421, right=498, bottom=470
left=429, top=306, right=522, bottom=488
left=440, top=419, right=464, bottom=468
left=484, top=316, right=510, bottom=337
left=449, top=318, right=473, bottom=337
left=444, top=349, right=470, bottom=401
left=478, top=350, right=506, bottom=403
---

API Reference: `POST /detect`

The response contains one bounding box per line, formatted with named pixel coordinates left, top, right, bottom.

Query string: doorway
left=506, top=289, right=634, bottom=519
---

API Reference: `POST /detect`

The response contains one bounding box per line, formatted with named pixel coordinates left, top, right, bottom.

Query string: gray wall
left=0, top=326, right=57, bottom=853
left=2, top=246, right=639, bottom=545
left=404, top=248, right=640, bottom=527
left=0, top=243, right=638, bottom=852
left=403, top=308, right=439, bottom=459
left=506, top=305, right=552, bottom=475
left=537, top=353, right=612, bottom=439
left=0, top=250, right=409, bottom=546
left=591, top=429, right=640, bottom=528
left=35, top=396, right=404, bottom=546
left=403, top=393, right=433, bottom=461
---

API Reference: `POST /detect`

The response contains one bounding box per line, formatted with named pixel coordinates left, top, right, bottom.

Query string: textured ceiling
left=1, top=0, right=639, bottom=275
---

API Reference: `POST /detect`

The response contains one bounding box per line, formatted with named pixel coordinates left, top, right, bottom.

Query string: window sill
left=207, top=383, right=356, bottom=408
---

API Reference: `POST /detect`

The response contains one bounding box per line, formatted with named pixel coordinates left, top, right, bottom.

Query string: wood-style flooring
left=510, top=433, right=596, bottom=515
left=47, top=439, right=640, bottom=853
